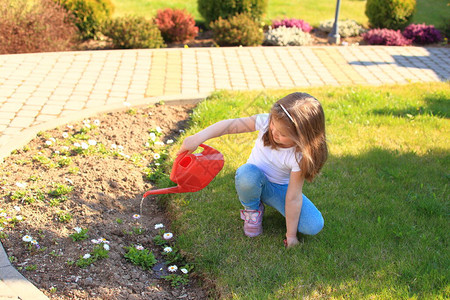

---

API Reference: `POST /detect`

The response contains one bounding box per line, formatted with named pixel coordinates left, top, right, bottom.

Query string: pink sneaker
left=240, top=203, right=264, bottom=237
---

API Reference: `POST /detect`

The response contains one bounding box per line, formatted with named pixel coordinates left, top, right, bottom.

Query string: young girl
left=177, top=92, right=328, bottom=248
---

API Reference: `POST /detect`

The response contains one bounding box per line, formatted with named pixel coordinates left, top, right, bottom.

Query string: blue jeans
left=235, top=163, right=324, bottom=235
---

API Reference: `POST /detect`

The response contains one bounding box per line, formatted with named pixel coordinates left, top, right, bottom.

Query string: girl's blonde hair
left=262, top=92, right=328, bottom=182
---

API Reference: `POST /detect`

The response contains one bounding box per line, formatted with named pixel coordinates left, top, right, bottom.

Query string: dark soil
left=0, top=104, right=212, bottom=299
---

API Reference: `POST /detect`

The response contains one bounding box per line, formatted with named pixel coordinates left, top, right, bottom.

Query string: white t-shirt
left=247, top=114, right=302, bottom=185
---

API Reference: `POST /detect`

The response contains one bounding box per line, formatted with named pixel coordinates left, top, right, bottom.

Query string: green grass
left=413, top=0, right=450, bottom=29
left=157, top=83, right=449, bottom=299
left=111, top=0, right=449, bottom=28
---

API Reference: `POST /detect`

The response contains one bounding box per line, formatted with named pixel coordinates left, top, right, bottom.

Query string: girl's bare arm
left=285, top=171, right=305, bottom=248
left=177, top=116, right=256, bottom=155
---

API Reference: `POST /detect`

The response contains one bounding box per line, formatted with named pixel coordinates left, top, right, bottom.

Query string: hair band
left=279, top=104, right=294, bottom=123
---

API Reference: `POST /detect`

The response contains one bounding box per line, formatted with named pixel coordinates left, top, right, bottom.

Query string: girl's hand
left=284, top=235, right=299, bottom=248
left=177, top=135, right=202, bottom=155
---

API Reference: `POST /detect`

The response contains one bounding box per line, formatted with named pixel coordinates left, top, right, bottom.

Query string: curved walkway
left=0, top=45, right=449, bottom=298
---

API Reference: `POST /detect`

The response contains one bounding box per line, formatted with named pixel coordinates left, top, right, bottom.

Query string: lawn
left=110, top=0, right=449, bottom=28
left=156, top=83, right=449, bottom=299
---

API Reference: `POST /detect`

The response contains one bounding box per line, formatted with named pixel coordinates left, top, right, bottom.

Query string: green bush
left=198, top=0, right=268, bottom=26
left=57, top=0, right=114, bottom=40
left=0, top=0, right=78, bottom=54
left=103, top=16, right=166, bottom=49
left=365, top=0, right=416, bottom=30
left=210, top=13, right=264, bottom=46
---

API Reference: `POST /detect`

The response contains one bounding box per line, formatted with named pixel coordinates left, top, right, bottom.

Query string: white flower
left=155, top=163, right=160, bottom=166
left=166, top=139, right=174, bottom=144
left=83, top=254, right=91, bottom=259
left=153, top=153, right=160, bottom=160
left=98, top=237, right=109, bottom=244
left=111, top=144, right=117, bottom=149
left=83, top=119, right=90, bottom=124
left=62, top=132, right=69, bottom=138
left=15, top=216, right=23, bottom=221
left=179, top=129, right=185, bottom=133
left=168, top=265, right=178, bottom=272
left=50, top=137, right=56, bottom=142
left=31, top=240, right=38, bottom=245
left=73, top=142, right=81, bottom=148
left=154, top=223, right=164, bottom=229
left=91, top=239, right=100, bottom=244
left=54, top=150, right=60, bottom=155
left=118, top=145, right=124, bottom=150
left=156, top=126, right=162, bottom=133
left=88, top=140, right=97, bottom=146
left=81, top=142, right=89, bottom=150
left=181, top=268, right=188, bottom=274
left=85, top=124, right=91, bottom=129
left=132, top=214, right=141, bottom=219
left=67, top=125, right=74, bottom=130
left=135, top=245, right=144, bottom=250
left=163, top=232, right=173, bottom=240
left=149, top=133, right=156, bottom=141
left=45, top=140, right=53, bottom=146
left=145, top=142, right=150, bottom=147
left=15, top=182, right=27, bottom=189
left=74, top=227, right=82, bottom=233
left=13, top=206, right=21, bottom=211
left=62, top=146, right=69, bottom=151
left=93, top=119, right=100, bottom=126
left=103, top=244, right=110, bottom=251
left=0, top=227, right=3, bottom=231
left=0, top=212, right=6, bottom=217
left=163, top=247, right=172, bottom=253
left=22, top=235, right=33, bottom=242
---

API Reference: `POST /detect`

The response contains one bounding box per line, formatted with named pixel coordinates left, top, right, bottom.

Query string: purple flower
left=272, top=18, right=312, bottom=32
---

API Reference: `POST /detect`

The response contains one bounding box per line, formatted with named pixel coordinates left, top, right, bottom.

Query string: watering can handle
left=175, top=144, right=214, bottom=161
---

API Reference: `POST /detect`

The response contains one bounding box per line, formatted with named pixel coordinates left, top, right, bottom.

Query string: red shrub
left=362, top=28, right=412, bottom=46
left=155, top=8, right=199, bottom=43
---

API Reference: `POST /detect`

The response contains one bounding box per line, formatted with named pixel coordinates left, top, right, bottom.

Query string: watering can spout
left=142, top=144, right=224, bottom=200
left=142, top=186, right=184, bottom=199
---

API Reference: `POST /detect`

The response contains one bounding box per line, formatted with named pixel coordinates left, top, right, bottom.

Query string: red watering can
left=142, top=144, right=224, bottom=199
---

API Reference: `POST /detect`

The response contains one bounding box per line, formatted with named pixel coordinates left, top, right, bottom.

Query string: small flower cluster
left=69, top=227, right=89, bottom=242
left=271, top=18, right=312, bottom=33
left=123, top=244, right=157, bottom=270
left=143, top=126, right=175, bottom=182
left=264, top=26, right=312, bottom=46
left=0, top=207, right=24, bottom=231
left=22, top=234, right=41, bottom=251
left=153, top=224, right=191, bottom=287
left=75, top=237, right=110, bottom=268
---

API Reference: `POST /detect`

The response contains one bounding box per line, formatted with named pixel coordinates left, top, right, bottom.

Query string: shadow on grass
left=170, top=146, right=449, bottom=299
left=370, top=91, right=449, bottom=119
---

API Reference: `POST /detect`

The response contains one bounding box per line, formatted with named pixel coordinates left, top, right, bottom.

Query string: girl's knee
left=235, top=164, right=263, bottom=190
left=299, top=213, right=324, bottom=236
